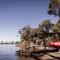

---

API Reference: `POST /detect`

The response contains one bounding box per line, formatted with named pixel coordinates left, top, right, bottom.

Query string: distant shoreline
left=0, top=43, right=20, bottom=44
left=0, top=41, right=20, bottom=44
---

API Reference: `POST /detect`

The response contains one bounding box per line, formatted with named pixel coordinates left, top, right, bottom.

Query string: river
left=0, top=44, right=35, bottom=60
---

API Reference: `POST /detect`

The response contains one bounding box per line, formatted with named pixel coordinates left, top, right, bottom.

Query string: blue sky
left=0, top=0, right=58, bottom=41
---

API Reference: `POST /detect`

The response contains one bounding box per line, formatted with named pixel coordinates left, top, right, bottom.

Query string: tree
left=52, top=24, right=59, bottom=32
left=48, top=0, right=60, bottom=20
left=41, top=20, right=53, bottom=33
left=19, top=25, right=35, bottom=44
left=19, top=20, right=53, bottom=48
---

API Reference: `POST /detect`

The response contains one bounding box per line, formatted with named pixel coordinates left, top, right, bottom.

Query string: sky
left=0, top=0, right=59, bottom=42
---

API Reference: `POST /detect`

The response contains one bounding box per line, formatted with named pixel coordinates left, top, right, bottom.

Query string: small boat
left=49, top=42, right=60, bottom=47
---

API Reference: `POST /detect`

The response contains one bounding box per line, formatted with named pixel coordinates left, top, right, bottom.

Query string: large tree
left=48, top=0, right=60, bottom=21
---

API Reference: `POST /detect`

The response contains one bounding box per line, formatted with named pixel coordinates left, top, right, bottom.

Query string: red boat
left=49, top=42, right=60, bottom=47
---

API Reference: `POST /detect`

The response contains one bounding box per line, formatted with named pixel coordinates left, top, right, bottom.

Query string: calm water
left=0, top=44, right=35, bottom=60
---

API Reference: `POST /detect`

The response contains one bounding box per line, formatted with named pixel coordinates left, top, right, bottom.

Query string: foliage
left=19, top=19, right=60, bottom=47
left=19, top=20, right=53, bottom=44
left=48, top=0, right=60, bottom=17
left=18, top=0, right=60, bottom=47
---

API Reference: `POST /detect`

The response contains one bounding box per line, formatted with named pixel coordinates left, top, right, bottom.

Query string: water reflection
left=0, top=44, right=35, bottom=60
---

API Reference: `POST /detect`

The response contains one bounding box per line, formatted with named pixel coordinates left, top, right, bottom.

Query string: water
left=0, top=44, right=35, bottom=60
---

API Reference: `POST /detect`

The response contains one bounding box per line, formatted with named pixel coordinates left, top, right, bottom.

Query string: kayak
left=49, top=42, right=60, bottom=47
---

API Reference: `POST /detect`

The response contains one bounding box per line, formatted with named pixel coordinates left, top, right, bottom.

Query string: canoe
left=49, top=42, right=60, bottom=47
